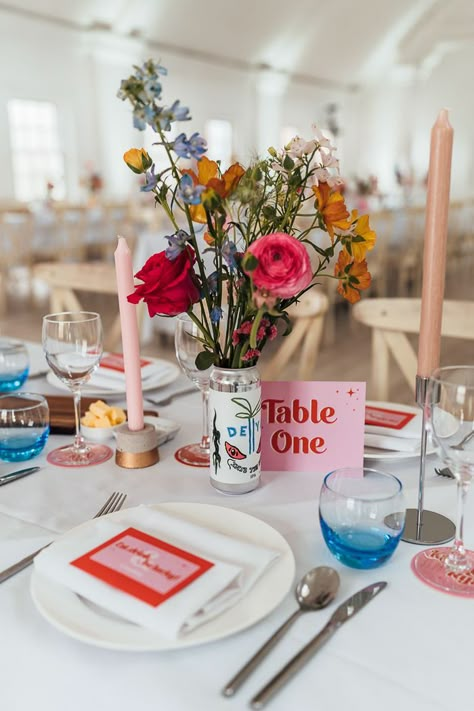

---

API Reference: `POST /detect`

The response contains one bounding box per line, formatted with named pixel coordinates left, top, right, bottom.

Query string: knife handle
left=0, top=543, right=51, bottom=584
left=223, top=609, right=302, bottom=697
left=250, top=622, right=336, bottom=709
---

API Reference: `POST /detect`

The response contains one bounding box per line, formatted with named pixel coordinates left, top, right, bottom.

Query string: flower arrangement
left=118, top=60, right=376, bottom=370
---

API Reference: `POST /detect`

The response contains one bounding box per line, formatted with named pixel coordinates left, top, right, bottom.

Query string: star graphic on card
left=347, top=388, right=355, bottom=397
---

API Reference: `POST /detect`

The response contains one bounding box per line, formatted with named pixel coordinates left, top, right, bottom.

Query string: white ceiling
left=3, top=0, right=474, bottom=85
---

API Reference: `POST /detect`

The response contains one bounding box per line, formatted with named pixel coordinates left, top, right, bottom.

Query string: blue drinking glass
left=0, top=340, right=29, bottom=391
left=0, top=393, right=49, bottom=462
left=319, top=467, right=405, bottom=569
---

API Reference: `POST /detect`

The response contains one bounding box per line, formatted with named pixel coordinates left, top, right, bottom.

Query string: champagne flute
left=174, top=313, right=211, bottom=467
left=412, top=366, right=474, bottom=596
left=42, top=311, right=112, bottom=466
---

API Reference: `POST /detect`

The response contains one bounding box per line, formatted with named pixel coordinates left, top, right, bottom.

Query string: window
left=205, top=120, right=233, bottom=169
left=8, top=99, right=65, bottom=202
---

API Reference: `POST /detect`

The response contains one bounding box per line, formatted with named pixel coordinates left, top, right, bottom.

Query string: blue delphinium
left=179, top=174, right=205, bottom=205
left=210, top=307, right=224, bottom=324
left=140, top=165, right=158, bottom=192
left=158, top=101, right=191, bottom=132
left=173, top=132, right=207, bottom=160
left=207, top=271, right=219, bottom=294
left=165, top=230, right=189, bottom=260
left=221, top=239, right=238, bottom=271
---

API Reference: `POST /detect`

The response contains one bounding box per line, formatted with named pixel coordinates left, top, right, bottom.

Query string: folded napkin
left=365, top=404, right=422, bottom=439
left=88, top=363, right=170, bottom=391
left=364, top=433, right=420, bottom=452
left=34, top=506, right=279, bottom=640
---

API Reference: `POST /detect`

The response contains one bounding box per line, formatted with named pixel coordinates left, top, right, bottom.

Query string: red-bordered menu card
left=100, top=353, right=152, bottom=373
left=365, top=405, right=416, bottom=430
left=71, top=527, right=214, bottom=607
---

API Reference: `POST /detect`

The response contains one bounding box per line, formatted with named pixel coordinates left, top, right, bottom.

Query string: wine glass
left=42, top=311, right=112, bottom=467
left=174, top=313, right=211, bottom=467
left=412, top=366, right=474, bottom=596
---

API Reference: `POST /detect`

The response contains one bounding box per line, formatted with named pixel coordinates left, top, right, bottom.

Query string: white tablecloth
left=0, top=373, right=472, bottom=711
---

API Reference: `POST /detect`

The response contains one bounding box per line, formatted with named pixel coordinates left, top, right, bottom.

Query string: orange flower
left=313, top=182, right=350, bottom=241
left=334, top=249, right=371, bottom=304
left=203, top=231, right=215, bottom=245
left=344, top=210, right=377, bottom=261
left=182, top=157, right=245, bottom=223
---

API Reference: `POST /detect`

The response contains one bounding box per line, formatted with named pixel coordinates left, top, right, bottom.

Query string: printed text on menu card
left=71, top=528, right=214, bottom=606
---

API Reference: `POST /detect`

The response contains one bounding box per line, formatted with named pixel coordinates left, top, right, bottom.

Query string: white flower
left=311, top=124, right=334, bottom=150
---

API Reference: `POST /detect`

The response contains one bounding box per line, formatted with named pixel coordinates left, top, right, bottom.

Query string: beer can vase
left=209, top=366, right=261, bottom=494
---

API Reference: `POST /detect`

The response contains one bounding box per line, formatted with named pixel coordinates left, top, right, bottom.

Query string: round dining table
left=0, top=369, right=472, bottom=711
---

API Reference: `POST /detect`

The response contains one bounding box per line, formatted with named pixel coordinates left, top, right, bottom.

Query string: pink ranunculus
left=244, top=232, right=312, bottom=299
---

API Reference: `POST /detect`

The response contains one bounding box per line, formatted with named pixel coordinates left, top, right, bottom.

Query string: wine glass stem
left=200, top=388, right=210, bottom=453
left=73, top=389, right=87, bottom=453
left=446, top=477, right=470, bottom=572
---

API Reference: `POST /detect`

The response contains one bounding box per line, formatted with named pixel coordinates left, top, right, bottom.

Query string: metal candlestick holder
left=402, top=375, right=455, bottom=544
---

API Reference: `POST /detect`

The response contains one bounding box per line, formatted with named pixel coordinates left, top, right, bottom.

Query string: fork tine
left=111, top=493, right=127, bottom=513
left=94, top=492, right=117, bottom=518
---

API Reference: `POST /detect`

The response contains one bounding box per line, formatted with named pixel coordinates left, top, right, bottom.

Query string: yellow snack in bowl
left=81, top=401, right=126, bottom=428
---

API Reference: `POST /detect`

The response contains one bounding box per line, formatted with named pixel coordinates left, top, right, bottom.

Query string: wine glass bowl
left=412, top=366, right=474, bottom=596
left=42, top=312, right=112, bottom=467
left=174, top=313, right=211, bottom=467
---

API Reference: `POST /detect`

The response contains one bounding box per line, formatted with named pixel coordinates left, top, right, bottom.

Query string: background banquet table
left=0, top=373, right=472, bottom=711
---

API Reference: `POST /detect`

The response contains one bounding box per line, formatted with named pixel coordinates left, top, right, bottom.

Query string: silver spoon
left=222, top=566, right=340, bottom=697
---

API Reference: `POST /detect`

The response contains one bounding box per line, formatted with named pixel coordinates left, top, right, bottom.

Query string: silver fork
left=450, top=430, right=474, bottom=451
left=0, top=491, right=127, bottom=584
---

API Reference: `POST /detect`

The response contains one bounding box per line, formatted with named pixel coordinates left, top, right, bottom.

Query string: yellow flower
left=346, top=210, right=377, bottom=261
left=123, top=148, right=152, bottom=174
left=334, top=249, right=371, bottom=304
left=313, top=182, right=350, bottom=242
left=182, top=157, right=245, bottom=223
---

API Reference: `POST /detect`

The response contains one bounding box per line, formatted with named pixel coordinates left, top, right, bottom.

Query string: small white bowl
left=81, top=423, right=119, bottom=442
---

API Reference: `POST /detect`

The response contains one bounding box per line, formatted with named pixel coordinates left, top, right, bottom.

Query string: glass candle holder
left=0, top=340, right=29, bottom=392
left=319, top=467, right=405, bottom=569
left=0, top=393, right=50, bottom=462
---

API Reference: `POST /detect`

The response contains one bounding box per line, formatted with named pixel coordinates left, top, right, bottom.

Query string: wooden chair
left=263, top=289, right=329, bottom=380
left=0, top=210, right=34, bottom=315
left=352, top=297, right=474, bottom=400
left=34, top=261, right=130, bottom=351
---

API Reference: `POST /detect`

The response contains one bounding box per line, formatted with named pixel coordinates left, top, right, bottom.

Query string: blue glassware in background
left=0, top=393, right=49, bottom=462
left=319, top=467, right=405, bottom=569
left=0, top=340, right=29, bottom=391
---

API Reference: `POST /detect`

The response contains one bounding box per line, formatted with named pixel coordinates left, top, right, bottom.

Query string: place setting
left=0, top=35, right=473, bottom=711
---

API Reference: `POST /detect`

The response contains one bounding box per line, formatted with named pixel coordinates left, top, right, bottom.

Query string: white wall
left=351, top=45, right=474, bottom=202
left=0, top=10, right=351, bottom=203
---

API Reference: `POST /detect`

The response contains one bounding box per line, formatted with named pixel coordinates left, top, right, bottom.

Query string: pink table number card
left=261, top=381, right=366, bottom=472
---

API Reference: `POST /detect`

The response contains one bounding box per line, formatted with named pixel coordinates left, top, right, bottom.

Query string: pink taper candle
left=417, top=109, right=453, bottom=378
left=114, top=236, right=144, bottom=431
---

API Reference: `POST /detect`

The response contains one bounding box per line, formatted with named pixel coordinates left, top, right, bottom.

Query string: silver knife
left=0, top=466, right=40, bottom=486
left=250, top=581, right=387, bottom=709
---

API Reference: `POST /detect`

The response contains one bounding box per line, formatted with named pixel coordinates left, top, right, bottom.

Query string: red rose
left=128, top=246, right=200, bottom=317
left=244, top=232, right=312, bottom=299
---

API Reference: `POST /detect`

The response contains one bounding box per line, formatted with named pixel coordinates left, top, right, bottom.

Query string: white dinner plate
left=30, top=502, right=295, bottom=651
left=46, top=357, right=180, bottom=397
left=363, top=400, right=436, bottom=461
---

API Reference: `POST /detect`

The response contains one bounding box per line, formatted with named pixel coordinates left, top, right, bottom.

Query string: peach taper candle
left=114, top=236, right=144, bottom=431
left=417, top=109, right=453, bottom=378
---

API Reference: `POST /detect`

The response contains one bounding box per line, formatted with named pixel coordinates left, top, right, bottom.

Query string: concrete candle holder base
left=115, top=422, right=159, bottom=469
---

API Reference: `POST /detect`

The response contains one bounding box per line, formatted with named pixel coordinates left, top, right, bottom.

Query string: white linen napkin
left=364, top=433, right=420, bottom=452
left=365, top=404, right=422, bottom=439
left=88, top=363, right=170, bottom=390
left=34, top=506, right=280, bottom=640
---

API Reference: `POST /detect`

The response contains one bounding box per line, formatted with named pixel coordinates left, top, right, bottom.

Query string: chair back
left=352, top=297, right=474, bottom=400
